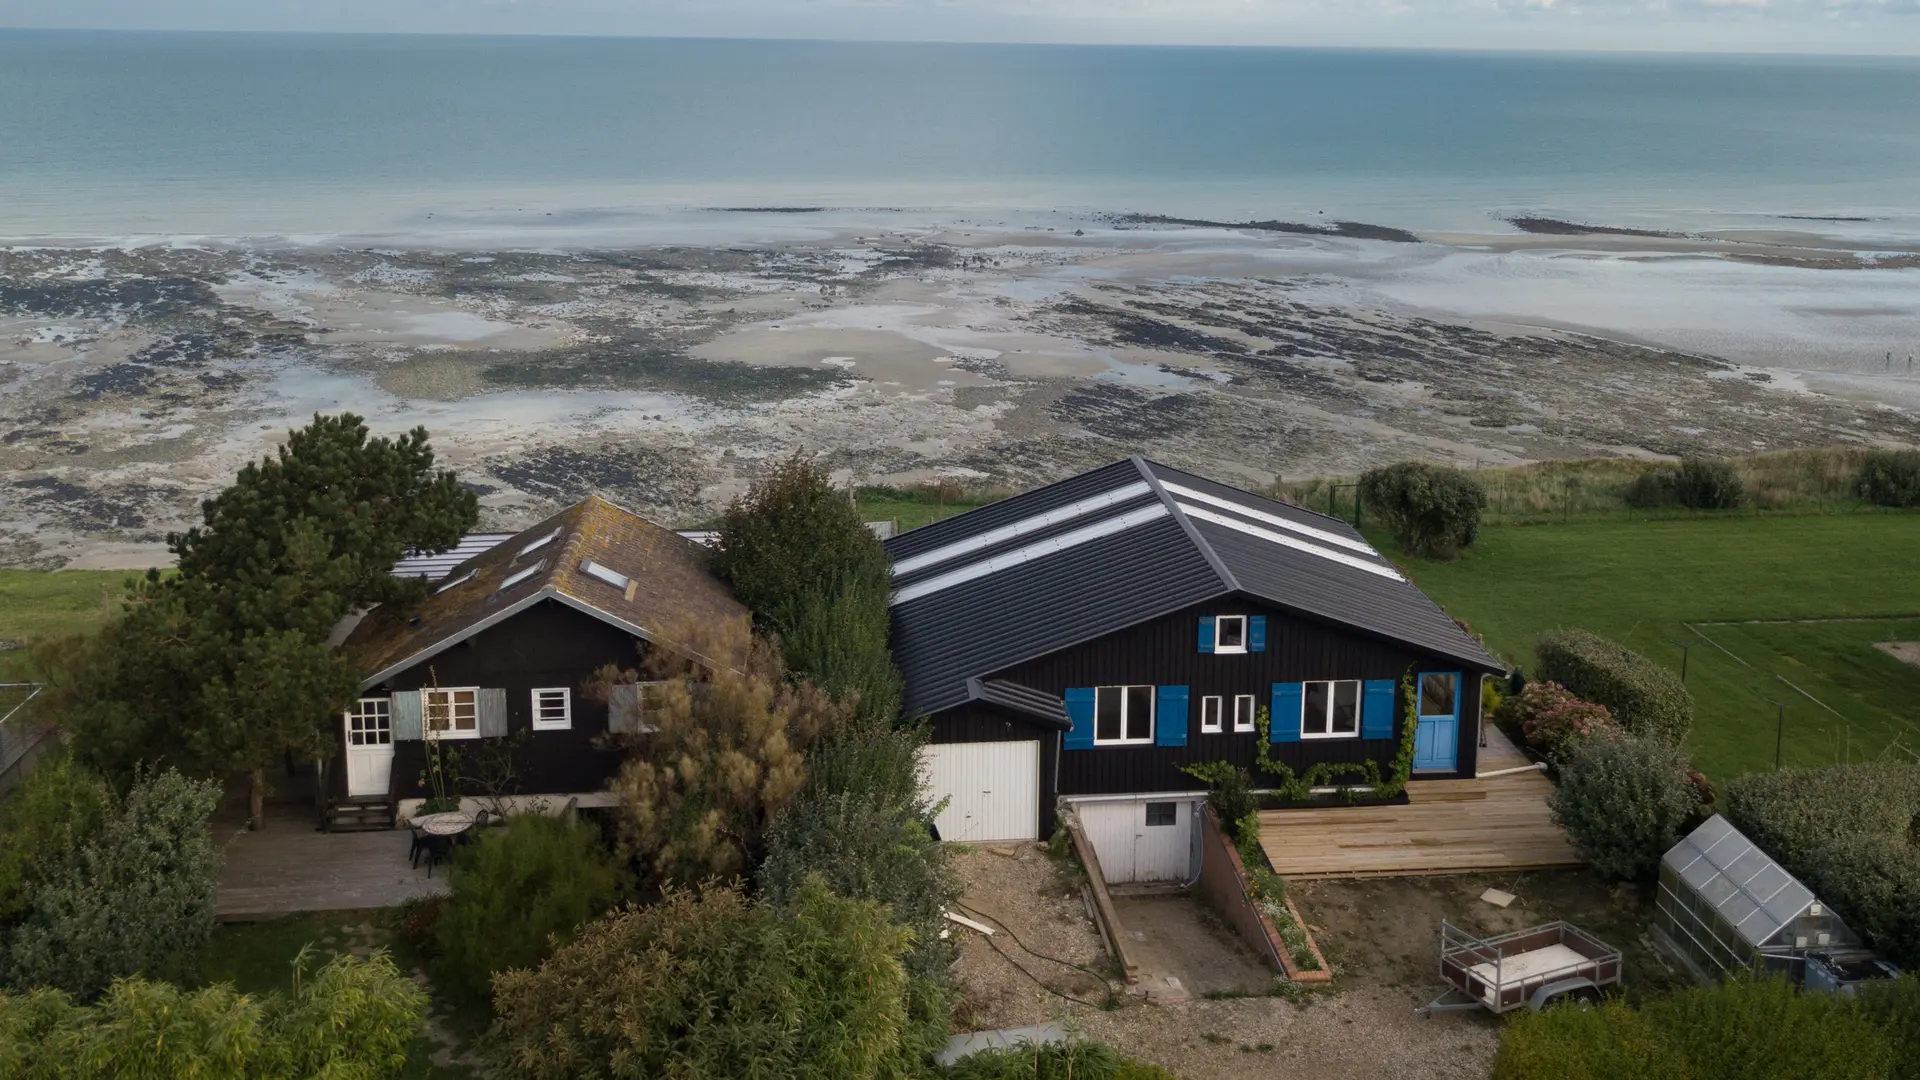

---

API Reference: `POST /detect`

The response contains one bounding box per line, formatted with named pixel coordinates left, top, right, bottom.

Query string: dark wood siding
left=334, top=599, right=648, bottom=800
left=989, top=597, right=1486, bottom=796
left=928, top=704, right=1063, bottom=837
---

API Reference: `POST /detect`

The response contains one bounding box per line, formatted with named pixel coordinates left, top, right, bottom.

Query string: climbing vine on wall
left=1182, top=668, right=1421, bottom=805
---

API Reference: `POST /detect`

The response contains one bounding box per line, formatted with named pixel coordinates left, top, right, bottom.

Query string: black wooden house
left=888, top=458, right=1503, bottom=883
left=325, top=496, right=746, bottom=829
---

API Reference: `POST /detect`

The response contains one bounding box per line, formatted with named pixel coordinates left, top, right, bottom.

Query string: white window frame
left=345, top=697, right=393, bottom=746
left=1214, top=614, right=1248, bottom=655
left=1233, top=694, right=1256, bottom=733
left=580, top=559, right=631, bottom=590
left=518, top=527, right=562, bottom=558
left=1093, top=684, right=1155, bottom=746
left=1300, top=679, right=1363, bottom=740
left=422, top=687, right=481, bottom=740
left=1200, top=695, right=1223, bottom=734
left=434, top=569, right=475, bottom=595
left=531, top=687, right=572, bottom=731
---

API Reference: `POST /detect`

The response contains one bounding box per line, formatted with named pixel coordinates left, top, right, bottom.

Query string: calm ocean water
left=3, top=30, right=1920, bottom=243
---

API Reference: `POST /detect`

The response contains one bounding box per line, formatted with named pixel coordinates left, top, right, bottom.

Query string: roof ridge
left=1133, top=456, right=1238, bottom=594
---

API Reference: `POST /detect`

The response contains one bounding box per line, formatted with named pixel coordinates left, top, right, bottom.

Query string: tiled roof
left=886, top=457, right=1503, bottom=718
left=345, top=496, right=747, bottom=688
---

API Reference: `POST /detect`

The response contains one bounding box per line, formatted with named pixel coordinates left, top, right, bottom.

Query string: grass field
left=0, top=568, right=131, bottom=682
left=1390, top=515, right=1920, bottom=781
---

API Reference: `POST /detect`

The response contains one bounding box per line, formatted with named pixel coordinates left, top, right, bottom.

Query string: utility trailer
left=1420, top=920, right=1623, bottom=1016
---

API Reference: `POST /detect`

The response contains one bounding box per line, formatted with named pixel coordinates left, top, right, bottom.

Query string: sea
left=3, top=29, right=1920, bottom=246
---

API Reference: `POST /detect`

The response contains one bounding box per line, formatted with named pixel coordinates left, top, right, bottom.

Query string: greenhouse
left=1654, top=814, right=1861, bottom=982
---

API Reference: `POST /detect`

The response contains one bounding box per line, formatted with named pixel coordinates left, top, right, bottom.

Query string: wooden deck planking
left=1258, top=727, right=1581, bottom=880
left=215, top=805, right=448, bottom=921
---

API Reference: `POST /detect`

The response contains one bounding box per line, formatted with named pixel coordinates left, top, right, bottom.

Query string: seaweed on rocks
left=1116, top=214, right=1421, bottom=244
left=1505, top=217, right=1681, bottom=239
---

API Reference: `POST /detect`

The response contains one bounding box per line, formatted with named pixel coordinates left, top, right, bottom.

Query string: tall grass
left=1274, top=446, right=1890, bottom=526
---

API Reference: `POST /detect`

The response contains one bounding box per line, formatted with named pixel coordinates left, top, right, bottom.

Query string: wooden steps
left=324, top=797, right=396, bottom=833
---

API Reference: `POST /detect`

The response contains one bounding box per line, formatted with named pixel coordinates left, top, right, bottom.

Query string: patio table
left=413, top=811, right=475, bottom=837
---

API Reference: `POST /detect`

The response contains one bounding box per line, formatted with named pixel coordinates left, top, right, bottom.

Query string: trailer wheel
left=1529, top=979, right=1602, bottom=1013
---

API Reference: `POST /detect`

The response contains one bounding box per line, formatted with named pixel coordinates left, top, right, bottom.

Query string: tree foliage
left=0, top=950, right=428, bottom=1080
left=1535, top=627, right=1693, bottom=745
left=37, top=413, right=475, bottom=823
left=774, top=553, right=903, bottom=723
left=1855, top=450, right=1920, bottom=509
left=433, top=814, right=628, bottom=999
left=2, top=768, right=222, bottom=1000
left=596, top=617, right=849, bottom=885
left=1547, top=734, right=1699, bottom=881
left=761, top=717, right=959, bottom=1063
left=711, top=451, right=881, bottom=623
left=1723, top=762, right=1920, bottom=967
left=0, top=755, right=111, bottom=928
left=1358, top=461, right=1487, bottom=560
left=487, top=878, right=916, bottom=1080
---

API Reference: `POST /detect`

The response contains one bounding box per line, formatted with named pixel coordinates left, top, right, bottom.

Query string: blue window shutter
left=1361, top=680, right=1396, bottom=739
left=1197, top=617, right=1215, bottom=654
left=1270, top=683, right=1303, bottom=743
left=1064, top=688, right=1096, bottom=750
left=1249, top=616, right=1267, bottom=653
left=1155, top=686, right=1189, bottom=747
left=391, top=691, right=422, bottom=741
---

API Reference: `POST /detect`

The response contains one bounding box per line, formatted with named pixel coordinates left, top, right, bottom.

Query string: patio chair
left=407, top=822, right=425, bottom=868
left=420, top=833, right=454, bottom=877
left=459, top=810, right=492, bottom=846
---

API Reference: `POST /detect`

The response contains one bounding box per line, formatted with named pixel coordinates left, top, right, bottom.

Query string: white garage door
left=1075, top=798, right=1196, bottom=885
left=921, top=741, right=1040, bottom=843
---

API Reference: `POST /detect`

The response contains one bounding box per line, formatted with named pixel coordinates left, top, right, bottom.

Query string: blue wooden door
left=1413, top=671, right=1461, bottom=772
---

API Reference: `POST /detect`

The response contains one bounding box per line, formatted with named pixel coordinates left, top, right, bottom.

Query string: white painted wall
left=1074, top=797, right=1197, bottom=884
left=921, top=741, right=1040, bottom=843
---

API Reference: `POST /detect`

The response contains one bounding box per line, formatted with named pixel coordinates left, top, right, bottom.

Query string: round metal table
left=413, top=811, right=475, bottom=837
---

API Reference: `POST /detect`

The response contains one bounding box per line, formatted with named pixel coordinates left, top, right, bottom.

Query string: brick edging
left=1208, top=807, right=1333, bottom=984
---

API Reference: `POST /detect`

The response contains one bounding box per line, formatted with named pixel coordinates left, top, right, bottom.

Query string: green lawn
left=856, top=491, right=996, bottom=534
left=1391, top=514, right=1920, bottom=781
left=0, top=569, right=130, bottom=681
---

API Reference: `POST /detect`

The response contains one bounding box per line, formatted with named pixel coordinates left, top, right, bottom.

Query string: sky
left=2, top=0, right=1918, bottom=55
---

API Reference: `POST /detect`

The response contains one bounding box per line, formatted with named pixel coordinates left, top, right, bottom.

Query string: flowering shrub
left=1502, top=681, right=1618, bottom=762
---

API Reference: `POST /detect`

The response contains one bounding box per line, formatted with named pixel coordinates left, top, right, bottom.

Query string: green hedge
left=1494, top=976, right=1920, bottom=1080
left=943, top=1039, right=1180, bottom=1080
left=1535, top=628, right=1692, bottom=745
left=1854, top=450, right=1920, bottom=508
left=1548, top=735, right=1699, bottom=881
left=1357, top=461, right=1488, bottom=560
left=1723, top=762, right=1920, bottom=967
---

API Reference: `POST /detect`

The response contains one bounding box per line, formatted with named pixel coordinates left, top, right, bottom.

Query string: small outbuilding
left=1654, top=814, right=1863, bottom=983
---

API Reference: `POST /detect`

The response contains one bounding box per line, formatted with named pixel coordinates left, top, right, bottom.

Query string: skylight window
left=580, top=559, right=631, bottom=590
left=496, top=561, right=543, bottom=593
left=518, top=528, right=562, bottom=558
left=434, top=569, right=476, bottom=594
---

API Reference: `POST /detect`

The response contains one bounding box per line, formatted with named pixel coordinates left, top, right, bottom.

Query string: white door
left=1076, top=799, right=1194, bottom=884
left=921, top=741, right=1039, bottom=843
left=344, top=697, right=395, bottom=798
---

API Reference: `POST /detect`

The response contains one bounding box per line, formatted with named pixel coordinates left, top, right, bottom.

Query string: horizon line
left=3, top=25, right=1919, bottom=62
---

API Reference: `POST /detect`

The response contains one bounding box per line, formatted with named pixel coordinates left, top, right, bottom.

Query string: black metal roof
left=886, top=457, right=1503, bottom=718
left=967, top=678, right=1073, bottom=731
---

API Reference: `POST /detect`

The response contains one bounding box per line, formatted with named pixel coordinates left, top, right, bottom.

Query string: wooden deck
left=1257, top=726, right=1582, bottom=880
left=215, top=804, right=448, bottom=921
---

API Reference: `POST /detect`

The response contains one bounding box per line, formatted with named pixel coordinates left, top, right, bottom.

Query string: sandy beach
left=4, top=215, right=1919, bottom=569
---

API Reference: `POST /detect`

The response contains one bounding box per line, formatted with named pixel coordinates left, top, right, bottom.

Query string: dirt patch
left=1874, top=642, right=1920, bottom=668
left=949, top=845, right=1511, bottom=1080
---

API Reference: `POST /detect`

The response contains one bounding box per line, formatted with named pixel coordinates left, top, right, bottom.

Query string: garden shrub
left=1623, top=470, right=1677, bottom=510
left=1185, top=762, right=1257, bottom=833
left=1548, top=734, right=1698, bottom=880
left=1535, top=628, right=1692, bottom=745
left=1855, top=450, right=1920, bottom=508
left=1723, top=762, right=1920, bottom=966
left=711, top=451, right=883, bottom=622
left=2, top=767, right=221, bottom=999
left=0, top=755, right=112, bottom=927
left=1494, top=977, right=1902, bottom=1080
left=773, top=552, right=902, bottom=723
left=1499, top=680, right=1618, bottom=762
left=394, top=894, right=446, bottom=960
left=488, top=878, right=916, bottom=1080
left=433, top=813, right=627, bottom=998
left=1357, top=461, right=1488, bottom=559
left=1669, top=458, right=1744, bottom=510
left=942, top=1038, right=1180, bottom=1080
left=0, top=950, right=427, bottom=1080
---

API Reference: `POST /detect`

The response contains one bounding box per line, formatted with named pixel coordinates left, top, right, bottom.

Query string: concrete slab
left=936, top=1023, right=1067, bottom=1067
left=1110, top=893, right=1274, bottom=998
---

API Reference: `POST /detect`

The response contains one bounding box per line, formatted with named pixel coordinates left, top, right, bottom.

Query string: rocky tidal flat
left=4, top=225, right=1919, bottom=569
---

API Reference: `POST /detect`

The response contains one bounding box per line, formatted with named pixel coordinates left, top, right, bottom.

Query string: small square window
left=1214, top=615, right=1247, bottom=654
left=531, top=687, right=572, bottom=731
left=1233, top=694, right=1256, bottom=732
left=1145, top=802, right=1177, bottom=827
left=1200, top=695, right=1223, bottom=733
